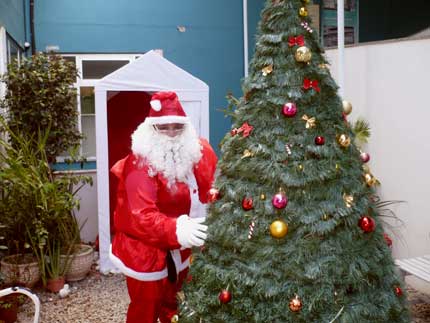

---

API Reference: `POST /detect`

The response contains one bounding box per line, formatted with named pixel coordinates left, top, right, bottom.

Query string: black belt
left=166, top=251, right=177, bottom=283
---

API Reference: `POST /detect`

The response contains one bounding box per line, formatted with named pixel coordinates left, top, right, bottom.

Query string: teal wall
left=35, top=0, right=246, bottom=153
left=0, top=0, right=27, bottom=46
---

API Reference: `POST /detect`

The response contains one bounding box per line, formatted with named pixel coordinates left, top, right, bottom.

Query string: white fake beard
left=131, top=121, right=202, bottom=189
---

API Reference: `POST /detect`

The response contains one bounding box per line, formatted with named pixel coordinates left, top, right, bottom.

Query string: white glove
left=176, top=214, right=208, bottom=249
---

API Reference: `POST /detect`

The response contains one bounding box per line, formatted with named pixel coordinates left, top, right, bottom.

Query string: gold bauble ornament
left=270, top=220, right=288, bottom=238
left=342, top=100, right=353, bottom=115
left=343, top=193, right=354, bottom=208
left=171, top=314, right=179, bottom=323
left=335, top=164, right=341, bottom=171
left=289, top=295, right=303, bottom=312
left=260, top=194, right=266, bottom=200
left=299, top=7, right=308, bottom=17
left=364, top=173, right=377, bottom=187
left=295, top=46, right=312, bottom=63
left=338, top=134, right=351, bottom=148
left=298, top=164, right=304, bottom=171
left=322, top=214, right=330, bottom=221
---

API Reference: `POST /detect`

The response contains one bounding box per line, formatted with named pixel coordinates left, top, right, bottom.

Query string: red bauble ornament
left=207, top=188, right=220, bottom=203
left=230, top=128, right=238, bottom=136
left=219, top=290, right=232, bottom=303
left=282, top=102, right=297, bottom=118
left=360, top=152, right=370, bottom=163
left=394, top=286, right=403, bottom=297
left=358, top=216, right=376, bottom=233
left=272, top=192, right=288, bottom=209
left=242, top=197, right=254, bottom=210
left=315, top=136, right=325, bottom=145
left=383, top=233, right=393, bottom=247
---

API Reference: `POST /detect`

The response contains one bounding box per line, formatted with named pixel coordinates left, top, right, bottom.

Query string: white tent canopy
left=95, top=50, right=210, bottom=272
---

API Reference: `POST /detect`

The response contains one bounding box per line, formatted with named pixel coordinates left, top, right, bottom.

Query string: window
left=0, top=27, right=7, bottom=99
left=61, top=54, right=143, bottom=162
left=6, top=34, right=23, bottom=65
left=1, top=28, right=25, bottom=98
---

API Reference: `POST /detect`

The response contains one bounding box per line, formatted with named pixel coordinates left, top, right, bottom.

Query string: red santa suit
left=109, top=91, right=217, bottom=323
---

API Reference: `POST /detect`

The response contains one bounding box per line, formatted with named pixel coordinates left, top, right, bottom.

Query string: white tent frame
left=95, top=50, right=209, bottom=272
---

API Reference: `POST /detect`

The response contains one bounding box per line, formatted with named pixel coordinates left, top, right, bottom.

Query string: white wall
left=74, top=171, right=98, bottom=243
left=325, top=38, right=430, bottom=260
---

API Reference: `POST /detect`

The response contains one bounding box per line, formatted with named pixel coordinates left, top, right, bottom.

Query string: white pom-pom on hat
left=150, top=100, right=162, bottom=111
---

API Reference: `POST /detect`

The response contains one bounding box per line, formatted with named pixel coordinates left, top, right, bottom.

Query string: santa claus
left=109, top=91, right=217, bottom=323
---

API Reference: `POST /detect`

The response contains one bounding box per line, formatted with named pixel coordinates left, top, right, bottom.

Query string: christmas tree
left=181, top=0, right=410, bottom=322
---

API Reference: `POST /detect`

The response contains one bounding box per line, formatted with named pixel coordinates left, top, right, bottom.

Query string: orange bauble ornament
left=289, top=295, right=303, bottom=312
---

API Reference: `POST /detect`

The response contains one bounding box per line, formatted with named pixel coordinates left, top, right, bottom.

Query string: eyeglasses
left=153, top=123, right=185, bottom=135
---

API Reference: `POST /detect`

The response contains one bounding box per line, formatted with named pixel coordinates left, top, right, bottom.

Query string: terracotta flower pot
left=46, top=276, right=65, bottom=293
left=0, top=295, right=19, bottom=323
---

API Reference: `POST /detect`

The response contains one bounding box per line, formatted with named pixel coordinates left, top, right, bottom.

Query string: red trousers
left=126, top=269, right=188, bottom=323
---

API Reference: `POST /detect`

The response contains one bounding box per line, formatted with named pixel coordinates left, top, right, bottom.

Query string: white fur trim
left=145, top=116, right=189, bottom=125
left=150, top=100, right=162, bottom=111
left=187, top=173, right=207, bottom=219
left=109, top=245, right=167, bottom=281
left=170, top=249, right=191, bottom=273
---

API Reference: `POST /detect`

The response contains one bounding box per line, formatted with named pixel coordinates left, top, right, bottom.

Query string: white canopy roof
left=96, top=50, right=208, bottom=92
left=95, top=50, right=210, bottom=273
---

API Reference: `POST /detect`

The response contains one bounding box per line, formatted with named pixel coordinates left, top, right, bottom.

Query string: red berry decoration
left=272, top=192, right=288, bottom=209
left=360, top=152, right=370, bottom=163
left=383, top=233, right=393, bottom=247
left=219, top=290, right=232, bottom=304
left=358, top=216, right=376, bottom=233
left=282, top=102, right=297, bottom=118
left=342, top=111, right=348, bottom=122
left=242, top=197, right=254, bottom=211
left=394, top=286, right=403, bottom=297
left=315, top=136, right=325, bottom=145
left=207, top=188, right=220, bottom=203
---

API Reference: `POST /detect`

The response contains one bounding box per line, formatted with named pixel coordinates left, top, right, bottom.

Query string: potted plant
left=0, top=282, right=26, bottom=323
left=0, top=121, right=91, bottom=289
left=0, top=125, right=42, bottom=288
left=0, top=53, right=92, bottom=288
left=0, top=294, right=19, bottom=323
left=44, top=241, right=66, bottom=293
left=0, top=53, right=82, bottom=162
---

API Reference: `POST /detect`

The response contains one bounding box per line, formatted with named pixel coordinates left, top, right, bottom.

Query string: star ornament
left=241, top=149, right=255, bottom=159
left=240, top=122, right=254, bottom=137
left=262, top=64, right=273, bottom=76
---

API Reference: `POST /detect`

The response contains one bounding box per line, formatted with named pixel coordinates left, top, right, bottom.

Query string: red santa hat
left=145, top=91, right=189, bottom=125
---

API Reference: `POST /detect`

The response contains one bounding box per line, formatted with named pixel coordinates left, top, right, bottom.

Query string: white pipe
left=337, top=0, right=345, bottom=97
left=243, top=0, right=249, bottom=77
left=0, top=287, right=40, bottom=323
